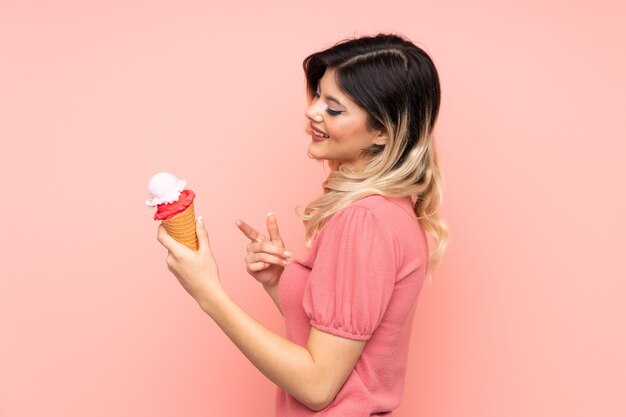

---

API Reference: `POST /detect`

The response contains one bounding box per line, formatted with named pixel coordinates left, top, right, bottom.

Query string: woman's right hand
left=235, top=213, right=292, bottom=288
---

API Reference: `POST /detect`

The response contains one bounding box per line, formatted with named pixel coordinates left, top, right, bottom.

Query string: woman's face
left=304, top=67, right=387, bottom=169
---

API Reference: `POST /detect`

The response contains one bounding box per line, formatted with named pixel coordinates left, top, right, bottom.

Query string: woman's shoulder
left=305, top=194, right=423, bottom=264
left=343, top=194, right=416, bottom=219
left=314, top=195, right=417, bottom=241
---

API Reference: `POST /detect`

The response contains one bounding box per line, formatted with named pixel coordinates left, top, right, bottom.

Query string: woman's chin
left=307, top=144, right=324, bottom=158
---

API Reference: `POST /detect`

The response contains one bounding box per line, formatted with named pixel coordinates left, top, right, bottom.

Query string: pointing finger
left=266, top=212, right=285, bottom=247
left=236, top=219, right=266, bottom=243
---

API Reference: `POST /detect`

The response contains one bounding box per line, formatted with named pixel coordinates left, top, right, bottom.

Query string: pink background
left=1, top=1, right=624, bottom=416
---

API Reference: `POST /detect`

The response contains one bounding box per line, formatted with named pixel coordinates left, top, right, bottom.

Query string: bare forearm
left=197, top=286, right=324, bottom=410
left=263, top=283, right=283, bottom=316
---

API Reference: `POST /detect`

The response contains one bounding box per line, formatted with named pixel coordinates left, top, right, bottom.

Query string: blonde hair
left=296, top=33, right=449, bottom=283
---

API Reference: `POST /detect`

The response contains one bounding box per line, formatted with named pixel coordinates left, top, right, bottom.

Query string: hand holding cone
left=146, top=172, right=199, bottom=251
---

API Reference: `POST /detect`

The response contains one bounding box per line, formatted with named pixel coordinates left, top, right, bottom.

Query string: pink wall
left=1, top=1, right=624, bottom=416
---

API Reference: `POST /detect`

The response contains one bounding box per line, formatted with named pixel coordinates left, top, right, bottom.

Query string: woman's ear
left=372, top=130, right=388, bottom=146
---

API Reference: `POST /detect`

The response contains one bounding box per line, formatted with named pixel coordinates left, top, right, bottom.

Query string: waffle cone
left=161, top=201, right=198, bottom=250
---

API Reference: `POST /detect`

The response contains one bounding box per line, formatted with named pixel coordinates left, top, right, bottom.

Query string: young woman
left=158, top=33, right=448, bottom=416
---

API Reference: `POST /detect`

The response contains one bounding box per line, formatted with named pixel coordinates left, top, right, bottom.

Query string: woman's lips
left=311, top=132, right=329, bottom=142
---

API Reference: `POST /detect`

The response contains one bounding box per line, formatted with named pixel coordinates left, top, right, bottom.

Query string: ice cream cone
left=161, top=201, right=198, bottom=250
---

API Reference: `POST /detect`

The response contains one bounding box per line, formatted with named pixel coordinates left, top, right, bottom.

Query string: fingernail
left=267, top=212, right=274, bottom=217
left=284, top=250, right=292, bottom=257
left=197, top=216, right=203, bottom=225
left=282, top=260, right=290, bottom=266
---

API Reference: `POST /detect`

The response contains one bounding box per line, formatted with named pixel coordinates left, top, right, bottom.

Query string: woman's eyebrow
left=323, top=94, right=345, bottom=108
left=316, top=82, right=346, bottom=108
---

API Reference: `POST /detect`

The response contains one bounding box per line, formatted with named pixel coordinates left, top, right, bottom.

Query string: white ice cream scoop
left=145, top=172, right=187, bottom=207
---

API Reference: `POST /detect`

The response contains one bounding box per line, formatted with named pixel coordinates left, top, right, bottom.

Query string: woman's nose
left=304, top=100, right=324, bottom=122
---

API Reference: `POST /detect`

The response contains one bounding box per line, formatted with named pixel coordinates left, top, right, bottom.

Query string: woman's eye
left=313, top=89, right=342, bottom=116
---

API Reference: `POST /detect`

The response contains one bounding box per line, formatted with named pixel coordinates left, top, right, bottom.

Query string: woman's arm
left=263, top=283, right=283, bottom=316
left=158, top=218, right=364, bottom=411
left=198, top=287, right=365, bottom=410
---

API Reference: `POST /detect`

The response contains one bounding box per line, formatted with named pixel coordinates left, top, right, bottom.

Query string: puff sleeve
left=302, top=206, right=399, bottom=341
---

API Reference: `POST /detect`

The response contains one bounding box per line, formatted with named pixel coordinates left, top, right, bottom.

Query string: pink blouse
left=275, top=195, right=429, bottom=416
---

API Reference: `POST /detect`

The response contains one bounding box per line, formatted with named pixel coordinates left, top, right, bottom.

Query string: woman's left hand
left=156, top=216, right=222, bottom=306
